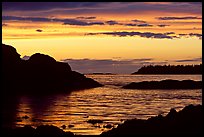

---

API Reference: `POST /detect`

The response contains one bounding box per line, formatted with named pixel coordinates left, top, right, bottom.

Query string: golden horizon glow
left=2, top=2, right=202, bottom=73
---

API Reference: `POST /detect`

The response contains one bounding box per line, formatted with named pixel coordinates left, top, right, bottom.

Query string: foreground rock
left=2, top=43, right=103, bottom=95
left=101, top=104, right=202, bottom=136
left=123, top=79, right=202, bottom=89
left=2, top=125, right=74, bottom=137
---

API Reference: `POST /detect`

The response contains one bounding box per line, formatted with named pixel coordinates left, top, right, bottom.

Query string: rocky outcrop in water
left=101, top=104, right=202, bottom=136
left=2, top=43, right=103, bottom=95
left=123, top=79, right=202, bottom=89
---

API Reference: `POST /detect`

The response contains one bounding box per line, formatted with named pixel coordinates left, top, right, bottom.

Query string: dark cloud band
left=124, top=23, right=153, bottom=27
left=157, top=16, right=201, bottom=20
left=157, top=24, right=170, bottom=27
left=3, top=2, right=201, bottom=15
left=131, top=19, right=146, bottom=23
left=174, top=57, right=202, bottom=63
left=87, top=31, right=177, bottom=39
left=76, top=16, right=96, bottom=19
left=179, top=33, right=202, bottom=39
left=2, top=16, right=104, bottom=26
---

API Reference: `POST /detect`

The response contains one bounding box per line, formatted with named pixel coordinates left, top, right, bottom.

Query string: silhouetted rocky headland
left=101, top=104, right=202, bottom=136
left=2, top=43, right=103, bottom=95
left=123, top=79, right=202, bottom=89
left=132, top=64, right=202, bottom=74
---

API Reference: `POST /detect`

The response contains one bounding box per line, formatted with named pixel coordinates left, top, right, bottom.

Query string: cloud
left=105, top=20, right=119, bottom=25
left=76, top=16, right=96, bottom=19
left=189, top=33, right=202, bottom=39
left=157, top=24, right=170, bottom=27
left=179, top=34, right=188, bottom=36
left=124, top=23, right=153, bottom=27
left=174, top=57, right=202, bottom=63
left=2, top=16, right=52, bottom=22
left=60, top=57, right=201, bottom=74
left=63, top=19, right=104, bottom=26
left=88, top=22, right=105, bottom=25
left=131, top=19, right=146, bottom=23
left=61, top=57, right=202, bottom=74
left=3, top=15, right=155, bottom=27
left=36, top=29, right=43, bottom=32
left=179, top=33, right=202, bottom=39
left=157, top=16, right=201, bottom=20
left=63, top=19, right=90, bottom=26
left=2, top=16, right=105, bottom=26
left=3, top=2, right=201, bottom=18
left=60, top=58, right=165, bottom=74
left=124, top=23, right=138, bottom=26
left=164, top=32, right=175, bottom=35
left=137, top=23, right=153, bottom=27
left=2, top=2, right=106, bottom=11
left=87, top=31, right=176, bottom=39
left=87, top=31, right=201, bottom=39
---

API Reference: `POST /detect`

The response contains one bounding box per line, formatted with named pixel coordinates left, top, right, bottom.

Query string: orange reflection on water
left=15, top=75, right=202, bottom=135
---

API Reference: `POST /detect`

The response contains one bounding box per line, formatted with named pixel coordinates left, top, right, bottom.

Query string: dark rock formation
left=123, top=79, right=202, bottom=89
left=101, top=104, right=202, bottom=136
left=2, top=125, right=74, bottom=137
left=132, top=64, right=202, bottom=74
left=2, top=43, right=103, bottom=95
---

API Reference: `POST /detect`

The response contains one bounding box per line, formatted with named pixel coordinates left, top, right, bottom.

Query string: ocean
left=14, top=74, right=202, bottom=135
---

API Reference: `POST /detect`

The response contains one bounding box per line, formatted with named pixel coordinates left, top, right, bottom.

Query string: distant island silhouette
left=132, top=64, right=202, bottom=74
left=123, top=79, right=202, bottom=89
left=2, top=43, right=103, bottom=95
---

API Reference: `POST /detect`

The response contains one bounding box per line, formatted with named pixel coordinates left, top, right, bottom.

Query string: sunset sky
left=2, top=2, right=202, bottom=74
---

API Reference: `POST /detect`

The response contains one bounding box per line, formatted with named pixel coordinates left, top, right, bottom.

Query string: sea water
left=14, top=74, right=202, bottom=135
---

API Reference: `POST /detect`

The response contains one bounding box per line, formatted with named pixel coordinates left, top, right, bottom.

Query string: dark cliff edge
left=2, top=43, right=103, bottom=95
left=101, top=104, right=203, bottom=136
left=132, top=64, right=202, bottom=75
left=123, top=79, right=202, bottom=89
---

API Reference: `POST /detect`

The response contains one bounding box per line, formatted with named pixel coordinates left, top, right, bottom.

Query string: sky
left=2, top=2, right=202, bottom=74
